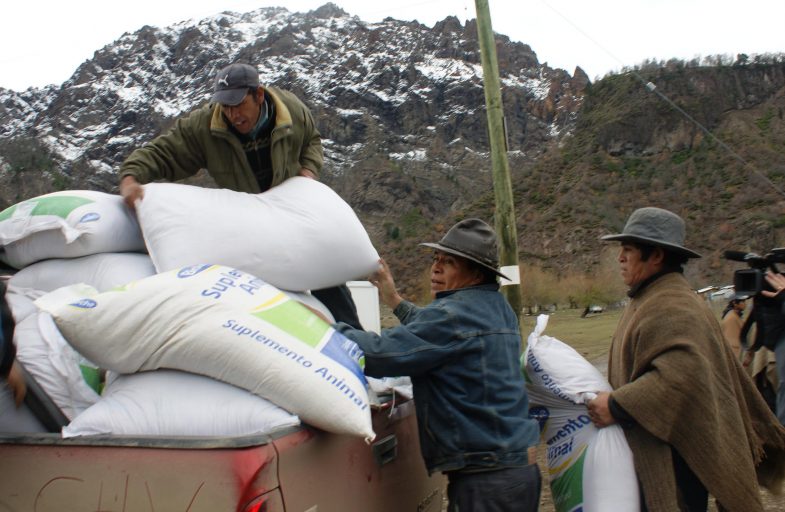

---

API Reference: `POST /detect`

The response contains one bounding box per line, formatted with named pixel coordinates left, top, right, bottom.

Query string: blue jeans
left=447, top=464, right=541, bottom=512
left=775, top=333, right=785, bottom=425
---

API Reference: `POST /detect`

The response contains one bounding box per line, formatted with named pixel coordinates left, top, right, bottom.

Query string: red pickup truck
left=0, top=276, right=445, bottom=511
left=0, top=394, right=445, bottom=511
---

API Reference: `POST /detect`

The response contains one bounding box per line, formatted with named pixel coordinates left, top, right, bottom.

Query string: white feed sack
left=522, top=314, right=639, bottom=512
left=37, top=264, right=375, bottom=441
left=4, top=286, right=46, bottom=324
left=0, top=191, right=145, bottom=269
left=63, top=370, right=301, bottom=437
left=136, top=178, right=380, bottom=292
left=9, top=252, right=156, bottom=293
left=14, top=310, right=100, bottom=420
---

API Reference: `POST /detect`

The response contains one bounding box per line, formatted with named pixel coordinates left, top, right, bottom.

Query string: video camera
left=723, top=248, right=785, bottom=297
left=724, top=248, right=785, bottom=351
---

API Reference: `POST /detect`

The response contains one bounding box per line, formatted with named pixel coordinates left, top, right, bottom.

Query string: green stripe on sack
left=0, top=195, right=95, bottom=222
left=549, top=449, right=587, bottom=512
left=252, top=300, right=330, bottom=348
left=79, top=364, right=103, bottom=395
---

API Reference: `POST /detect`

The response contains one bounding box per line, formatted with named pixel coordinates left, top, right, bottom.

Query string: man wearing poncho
left=588, top=207, right=785, bottom=511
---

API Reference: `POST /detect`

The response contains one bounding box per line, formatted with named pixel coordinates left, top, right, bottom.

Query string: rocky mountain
left=0, top=3, right=783, bottom=302
left=509, top=62, right=785, bottom=294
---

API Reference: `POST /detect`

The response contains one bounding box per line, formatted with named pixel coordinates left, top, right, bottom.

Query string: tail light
left=241, top=490, right=284, bottom=512
left=244, top=499, right=267, bottom=512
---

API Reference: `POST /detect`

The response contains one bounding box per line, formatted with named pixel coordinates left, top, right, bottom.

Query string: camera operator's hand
left=762, top=271, right=785, bottom=298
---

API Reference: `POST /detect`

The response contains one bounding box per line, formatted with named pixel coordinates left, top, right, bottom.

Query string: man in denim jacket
left=335, top=218, right=541, bottom=512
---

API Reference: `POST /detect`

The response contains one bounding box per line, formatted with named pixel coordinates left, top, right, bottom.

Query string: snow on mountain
left=0, top=3, right=587, bottom=219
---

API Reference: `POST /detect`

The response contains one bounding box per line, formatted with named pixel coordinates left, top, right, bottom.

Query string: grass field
left=519, top=308, right=622, bottom=365
left=382, top=305, right=623, bottom=362
left=384, top=300, right=727, bottom=367
left=520, top=301, right=732, bottom=362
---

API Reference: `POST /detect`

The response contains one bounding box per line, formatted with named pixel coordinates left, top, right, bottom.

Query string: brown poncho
left=609, top=272, right=785, bottom=511
left=721, top=308, right=744, bottom=359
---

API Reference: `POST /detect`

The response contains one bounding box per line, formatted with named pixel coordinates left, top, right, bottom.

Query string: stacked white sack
left=0, top=191, right=145, bottom=268
left=13, top=310, right=100, bottom=420
left=36, top=264, right=374, bottom=441
left=9, top=252, right=155, bottom=293
left=5, top=253, right=159, bottom=423
left=60, top=279, right=330, bottom=436
left=136, top=177, right=380, bottom=292
left=3, top=287, right=45, bottom=324
left=522, top=314, right=640, bottom=512
left=63, top=370, right=301, bottom=437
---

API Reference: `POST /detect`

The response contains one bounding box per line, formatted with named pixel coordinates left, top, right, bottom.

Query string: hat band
left=436, top=241, right=496, bottom=268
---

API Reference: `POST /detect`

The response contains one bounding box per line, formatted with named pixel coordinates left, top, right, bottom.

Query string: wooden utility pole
left=474, top=0, right=522, bottom=317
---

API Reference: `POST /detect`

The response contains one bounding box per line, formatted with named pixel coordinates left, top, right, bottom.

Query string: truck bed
left=0, top=398, right=445, bottom=512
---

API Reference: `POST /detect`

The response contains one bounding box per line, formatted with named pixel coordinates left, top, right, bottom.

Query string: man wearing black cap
left=335, top=218, right=541, bottom=512
left=119, top=62, right=320, bottom=198
left=587, top=207, right=785, bottom=512
left=118, top=62, right=360, bottom=327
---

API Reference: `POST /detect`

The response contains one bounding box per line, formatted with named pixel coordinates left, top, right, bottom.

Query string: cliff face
left=506, top=62, right=785, bottom=294
left=0, top=3, right=783, bottom=298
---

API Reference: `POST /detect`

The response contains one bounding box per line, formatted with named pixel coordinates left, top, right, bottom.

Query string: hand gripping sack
left=522, top=314, right=639, bottom=512
left=36, top=264, right=374, bottom=440
left=136, top=178, right=380, bottom=292
left=0, top=191, right=145, bottom=268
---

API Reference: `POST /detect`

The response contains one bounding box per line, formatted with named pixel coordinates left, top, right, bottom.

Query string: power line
left=640, top=79, right=785, bottom=200
left=539, top=0, right=785, bottom=201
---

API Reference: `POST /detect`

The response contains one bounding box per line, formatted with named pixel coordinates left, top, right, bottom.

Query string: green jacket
left=119, top=87, right=323, bottom=192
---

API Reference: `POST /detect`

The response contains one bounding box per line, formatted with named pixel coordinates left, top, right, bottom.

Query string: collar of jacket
left=246, top=95, right=272, bottom=139
left=627, top=267, right=682, bottom=298
left=434, top=282, right=500, bottom=299
left=209, top=86, right=293, bottom=133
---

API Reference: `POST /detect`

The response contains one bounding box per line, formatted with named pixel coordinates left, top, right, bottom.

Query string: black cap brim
left=212, top=88, right=248, bottom=106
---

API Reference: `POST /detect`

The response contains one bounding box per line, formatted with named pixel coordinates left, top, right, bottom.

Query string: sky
left=0, top=0, right=783, bottom=91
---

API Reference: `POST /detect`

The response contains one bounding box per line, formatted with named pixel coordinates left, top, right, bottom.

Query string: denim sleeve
left=392, top=299, right=420, bottom=324
left=335, top=303, right=461, bottom=378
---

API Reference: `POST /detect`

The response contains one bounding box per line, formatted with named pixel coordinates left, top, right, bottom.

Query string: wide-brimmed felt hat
left=212, top=63, right=260, bottom=106
left=601, top=207, right=701, bottom=258
left=420, top=218, right=508, bottom=279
